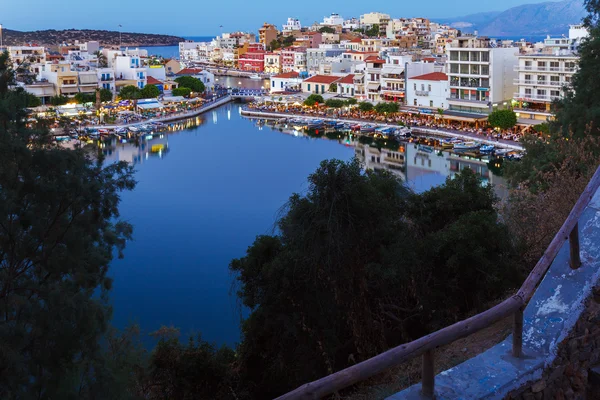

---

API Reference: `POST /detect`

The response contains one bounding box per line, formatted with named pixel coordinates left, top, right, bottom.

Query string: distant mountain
left=438, top=0, right=586, bottom=37
left=1, top=29, right=184, bottom=47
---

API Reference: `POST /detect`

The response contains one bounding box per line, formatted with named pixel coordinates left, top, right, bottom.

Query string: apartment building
left=406, top=72, right=450, bottom=109
left=306, top=46, right=345, bottom=74
left=38, top=62, right=81, bottom=97
left=259, top=23, right=278, bottom=47
left=264, top=52, right=282, bottom=74
left=364, top=56, right=385, bottom=101
left=380, top=53, right=412, bottom=102
left=446, top=36, right=518, bottom=114
left=283, top=18, right=302, bottom=33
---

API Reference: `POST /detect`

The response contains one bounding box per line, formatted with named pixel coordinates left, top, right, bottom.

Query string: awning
left=137, top=102, right=163, bottom=109
left=60, top=87, right=79, bottom=94
left=162, top=96, right=185, bottom=102
left=79, top=75, right=98, bottom=84
left=367, top=82, right=380, bottom=91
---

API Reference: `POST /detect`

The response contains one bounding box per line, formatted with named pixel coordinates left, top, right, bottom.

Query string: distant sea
left=138, top=36, right=215, bottom=59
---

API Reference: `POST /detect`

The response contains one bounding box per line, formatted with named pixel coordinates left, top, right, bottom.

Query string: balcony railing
left=515, top=66, right=577, bottom=73
left=450, top=82, right=490, bottom=88
left=447, top=95, right=488, bottom=104
left=513, top=92, right=561, bottom=102
left=276, top=165, right=600, bottom=400
left=514, top=79, right=566, bottom=87
left=415, top=90, right=430, bottom=96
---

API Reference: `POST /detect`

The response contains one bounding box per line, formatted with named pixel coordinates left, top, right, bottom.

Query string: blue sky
left=3, top=0, right=553, bottom=36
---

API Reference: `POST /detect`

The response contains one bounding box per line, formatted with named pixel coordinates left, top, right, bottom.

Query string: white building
left=283, top=18, right=302, bottom=32
left=446, top=36, right=518, bottom=114
left=179, top=41, right=215, bottom=63
left=360, top=12, right=391, bottom=26
left=407, top=72, right=450, bottom=110
left=270, top=71, right=302, bottom=93
left=114, top=54, right=147, bottom=90
left=322, top=13, right=344, bottom=26
left=379, top=53, right=412, bottom=102
left=343, top=18, right=360, bottom=30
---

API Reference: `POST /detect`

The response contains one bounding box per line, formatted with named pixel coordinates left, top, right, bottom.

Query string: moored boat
left=453, top=141, right=480, bottom=151
left=480, top=144, right=495, bottom=153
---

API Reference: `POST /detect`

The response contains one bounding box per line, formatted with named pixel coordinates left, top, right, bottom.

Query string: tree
left=325, top=98, right=345, bottom=108
left=304, top=94, right=324, bottom=106
left=74, top=92, right=95, bottom=104
left=25, top=92, right=42, bottom=107
left=99, top=88, right=113, bottom=102
left=534, top=122, right=550, bottom=135
left=329, top=82, right=338, bottom=92
left=487, top=109, right=517, bottom=131
left=269, top=39, right=281, bottom=51
left=94, top=50, right=108, bottom=68
left=49, top=94, right=69, bottom=106
left=358, top=101, right=374, bottom=112
left=319, top=26, right=336, bottom=34
left=0, top=52, right=136, bottom=397
left=375, top=102, right=399, bottom=114
left=174, top=76, right=205, bottom=93
left=230, top=160, right=519, bottom=398
left=140, top=84, right=161, bottom=99
left=365, top=24, right=380, bottom=37
left=282, top=35, right=296, bottom=47
left=345, top=98, right=358, bottom=106
left=172, top=87, right=192, bottom=97
left=119, top=85, right=141, bottom=100
left=553, top=0, right=600, bottom=137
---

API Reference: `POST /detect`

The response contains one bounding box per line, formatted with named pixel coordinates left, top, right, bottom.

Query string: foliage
left=374, top=102, right=399, bottom=114
left=94, top=50, right=108, bottom=68
left=49, top=94, right=69, bottom=106
left=437, top=108, right=445, bottom=117
left=25, top=92, right=42, bottom=107
left=74, top=92, right=96, bottom=104
left=140, top=84, right=161, bottom=98
left=230, top=160, right=520, bottom=398
left=329, top=82, right=338, bottom=92
left=282, top=35, right=296, bottom=47
left=319, top=26, right=336, bottom=34
left=174, top=76, right=205, bottom=93
left=99, top=88, right=113, bottom=102
left=325, top=98, right=345, bottom=108
left=358, top=101, right=374, bottom=112
left=345, top=97, right=358, bottom=105
left=119, top=85, right=141, bottom=100
left=269, top=39, right=281, bottom=51
left=487, top=109, right=517, bottom=130
left=172, top=87, right=192, bottom=97
left=365, top=24, right=380, bottom=37
left=304, top=94, right=324, bottom=106
left=0, top=53, right=137, bottom=398
left=553, top=0, right=600, bottom=137
left=534, top=122, right=550, bottom=135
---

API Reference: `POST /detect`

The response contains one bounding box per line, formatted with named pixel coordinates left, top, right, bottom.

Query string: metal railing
left=276, top=165, right=600, bottom=400
left=515, top=66, right=577, bottom=73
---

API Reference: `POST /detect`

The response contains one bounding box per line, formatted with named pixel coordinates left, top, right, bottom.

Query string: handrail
left=276, top=164, right=600, bottom=400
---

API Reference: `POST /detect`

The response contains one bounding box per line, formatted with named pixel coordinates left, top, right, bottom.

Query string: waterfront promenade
left=97, top=95, right=233, bottom=129
left=240, top=109, right=524, bottom=151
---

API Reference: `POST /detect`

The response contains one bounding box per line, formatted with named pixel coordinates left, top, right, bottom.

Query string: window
left=414, top=99, right=417, bottom=106
left=307, top=84, right=311, bottom=91
left=537, top=75, right=546, bottom=82
left=551, top=90, right=560, bottom=97
left=537, top=89, right=546, bottom=96
left=525, top=74, right=531, bottom=81
left=537, top=61, right=546, bottom=69
left=430, top=100, right=434, bottom=107
left=525, top=88, right=532, bottom=95
left=428, top=84, right=431, bottom=91
left=414, top=83, right=417, bottom=90
left=421, top=84, right=425, bottom=91
left=525, top=61, right=532, bottom=67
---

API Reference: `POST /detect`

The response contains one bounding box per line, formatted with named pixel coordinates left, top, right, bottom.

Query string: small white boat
left=454, top=141, right=480, bottom=151
left=249, top=73, right=262, bottom=80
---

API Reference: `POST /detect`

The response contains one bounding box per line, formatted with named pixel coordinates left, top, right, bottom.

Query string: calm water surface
left=106, top=103, right=504, bottom=345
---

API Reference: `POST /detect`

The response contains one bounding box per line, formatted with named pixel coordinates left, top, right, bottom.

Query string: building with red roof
left=336, top=74, right=356, bottom=97
left=407, top=71, right=450, bottom=110
left=270, top=71, right=302, bottom=93
left=301, top=75, right=342, bottom=94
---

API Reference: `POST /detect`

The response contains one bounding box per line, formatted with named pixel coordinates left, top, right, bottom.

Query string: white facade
left=322, top=13, right=344, bottom=26
left=407, top=72, right=450, bottom=110
left=283, top=18, right=302, bottom=32
left=446, top=38, right=518, bottom=114
left=343, top=18, right=360, bottom=30
left=360, top=12, right=391, bottom=26
left=270, top=73, right=302, bottom=93
left=179, top=42, right=214, bottom=63
left=114, top=55, right=146, bottom=89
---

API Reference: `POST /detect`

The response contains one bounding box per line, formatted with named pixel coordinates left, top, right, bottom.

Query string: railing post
left=422, top=350, right=435, bottom=398
left=512, top=308, right=523, bottom=358
left=569, top=222, right=581, bottom=269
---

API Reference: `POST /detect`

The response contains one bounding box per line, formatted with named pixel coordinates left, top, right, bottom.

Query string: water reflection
left=248, top=118, right=507, bottom=196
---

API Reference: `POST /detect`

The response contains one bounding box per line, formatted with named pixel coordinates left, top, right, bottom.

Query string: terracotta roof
left=274, top=72, right=299, bottom=78
left=365, top=56, right=386, bottom=63
left=303, top=75, right=342, bottom=84
left=410, top=72, right=448, bottom=81
left=337, top=74, right=355, bottom=84
left=177, top=68, right=203, bottom=75
left=146, top=76, right=162, bottom=85
left=422, top=57, right=437, bottom=62
left=350, top=38, right=362, bottom=43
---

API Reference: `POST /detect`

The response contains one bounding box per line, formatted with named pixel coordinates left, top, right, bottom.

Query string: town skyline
left=3, top=0, right=556, bottom=36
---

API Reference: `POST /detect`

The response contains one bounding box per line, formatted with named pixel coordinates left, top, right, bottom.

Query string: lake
left=105, top=102, right=504, bottom=346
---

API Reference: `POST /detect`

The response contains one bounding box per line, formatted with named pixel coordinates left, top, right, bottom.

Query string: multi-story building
left=178, top=41, right=214, bottom=63
left=380, top=53, right=412, bottom=102
left=8, top=46, right=46, bottom=79
left=97, top=67, right=116, bottom=92
left=215, top=32, right=256, bottom=49
left=360, top=12, right=391, bottom=29
left=322, top=13, right=344, bottom=26
left=264, top=52, right=282, bottom=74
left=343, top=18, right=360, bottom=30
left=336, top=74, right=356, bottom=97
left=238, top=44, right=266, bottom=72
left=114, top=54, right=147, bottom=90
left=364, top=56, right=385, bottom=101
left=38, top=62, right=81, bottom=97
left=446, top=36, right=518, bottom=114
left=270, top=71, right=302, bottom=93
left=306, top=46, right=345, bottom=74
left=281, top=46, right=306, bottom=73
left=259, top=23, right=278, bottom=48
left=283, top=18, right=301, bottom=33
left=407, top=72, right=450, bottom=109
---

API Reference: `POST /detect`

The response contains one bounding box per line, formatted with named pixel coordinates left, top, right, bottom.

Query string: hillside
left=1, top=28, right=184, bottom=47
left=439, top=0, right=586, bottom=36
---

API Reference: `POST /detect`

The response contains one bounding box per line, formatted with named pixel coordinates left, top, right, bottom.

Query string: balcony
left=450, top=81, right=490, bottom=88
left=415, top=90, right=430, bottom=96
left=513, top=92, right=561, bottom=102
left=447, top=95, right=489, bottom=104
left=514, top=79, right=565, bottom=87
left=514, top=65, right=577, bottom=73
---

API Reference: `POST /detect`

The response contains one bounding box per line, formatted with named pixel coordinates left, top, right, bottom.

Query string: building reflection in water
left=250, top=118, right=507, bottom=197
